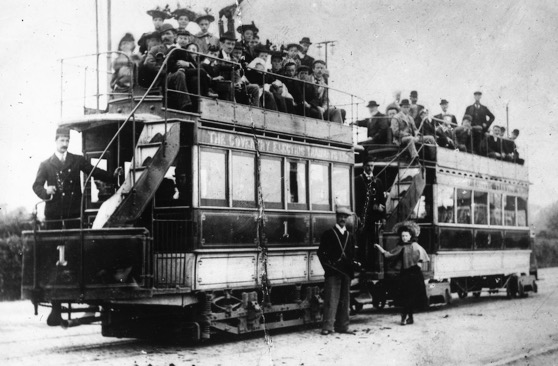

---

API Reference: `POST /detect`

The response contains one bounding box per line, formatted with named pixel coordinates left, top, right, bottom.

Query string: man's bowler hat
left=159, top=23, right=177, bottom=34
left=410, top=90, right=418, bottom=97
left=440, top=99, right=449, bottom=105
left=400, top=99, right=411, bottom=107
left=299, top=37, right=312, bottom=45
left=474, top=91, right=482, bottom=95
left=366, top=101, right=380, bottom=108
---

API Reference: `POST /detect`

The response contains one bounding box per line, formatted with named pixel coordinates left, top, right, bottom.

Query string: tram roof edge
left=59, top=113, right=161, bottom=132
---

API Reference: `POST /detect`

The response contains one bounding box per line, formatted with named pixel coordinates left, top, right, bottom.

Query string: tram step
left=135, top=143, right=163, bottom=168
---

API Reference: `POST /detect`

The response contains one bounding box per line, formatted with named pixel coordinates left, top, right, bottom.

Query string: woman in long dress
left=375, top=221, right=429, bottom=325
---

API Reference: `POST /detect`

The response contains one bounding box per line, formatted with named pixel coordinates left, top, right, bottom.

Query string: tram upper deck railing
left=58, top=49, right=365, bottom=147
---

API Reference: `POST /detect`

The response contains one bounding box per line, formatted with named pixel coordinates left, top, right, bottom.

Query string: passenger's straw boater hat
left=220, top=31, right=237, bottom=42
left=147, top=6, right=172, bottom=20
left=171, top=7, right=196, bottom=20
left=236, top=22, right=259, bottom=34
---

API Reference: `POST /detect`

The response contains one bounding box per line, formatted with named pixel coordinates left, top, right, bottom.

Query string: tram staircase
left=384, top=166, right=425, bottom=232
left=92, top=120, right=181, bottom=228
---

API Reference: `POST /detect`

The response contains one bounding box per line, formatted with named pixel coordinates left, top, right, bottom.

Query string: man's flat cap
left=335, top=206, right=353, bottom=216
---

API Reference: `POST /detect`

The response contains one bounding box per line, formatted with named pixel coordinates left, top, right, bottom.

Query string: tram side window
left=517, top=197, right=527, bottom=227
left=504, top=195, right=516, bottom=226
left=200, top=149, right=227, bottom=206
left=310, top=163, right=331, bottom=211
left=474, top=191, right=488, bottom=225
left=232, top=152, right=256, bottom=208
left=489, top=192, right=503, bottom=226
left=437, top=185, right=454, bottom=223
left=439, top=228, right=473, bottom=250
left=332, top=165, right=351, bottom=208
left=504, top=231, right=529, bottom=249
left=261, top=157, right=283, bottom=209
left=475, top=230, right=503, bottom=250
left=287, top=161, right=307, bottom=210
left=456, top=189, right=472, bottom=224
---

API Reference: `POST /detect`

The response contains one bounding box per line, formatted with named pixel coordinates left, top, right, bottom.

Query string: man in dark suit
left=318, top=206, right=355, bottom=335
left=299, top=37, right=315, bottom=69
left=415, top=108, right=436, bottom=138
left=454, top=115, right=473, bottom=152
left=355, top=101, right=392, bottom=144
left=483, top=125, right=504, bottom=159
left=464, top=91, right=495, bottom=154
left=409, top=90, right=424, bottom=120
left=433, top=99, right=457, bottom=127
left=33, top=128, right=117, bottom=229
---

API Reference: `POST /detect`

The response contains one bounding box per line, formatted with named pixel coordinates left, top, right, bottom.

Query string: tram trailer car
left=357, top=143, right=537, bottom=310
left=22, top=83, right=359, bottom=340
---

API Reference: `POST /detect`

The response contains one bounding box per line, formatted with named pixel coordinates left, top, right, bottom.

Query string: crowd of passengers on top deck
left=110, top=5, right=523, bottom=165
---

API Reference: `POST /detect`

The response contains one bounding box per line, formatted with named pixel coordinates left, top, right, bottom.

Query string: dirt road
left=1, top=268, right=557, bottom=366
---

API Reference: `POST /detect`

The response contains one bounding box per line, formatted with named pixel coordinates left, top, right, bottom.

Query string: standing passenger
left=194, top=12, right=219, bottom=54
left=375, top=222, right=429, bottom=325
left=172, top=7, right=201, bottom=35
left=318, top=207, right=356, bottom=335
left=464, top=91, right=495, bottom=153
left=355, top=101, right=392, bottom=144
left=299, top=37, right=315, bottom=69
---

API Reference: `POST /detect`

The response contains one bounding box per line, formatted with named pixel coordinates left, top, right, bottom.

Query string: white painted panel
left=309, top=251, right=325, bottom=280
left=195, top=253, right=257, bottom=290
left=433, top=250, right=531, bottom=279
left=265, top=251, right=308, bottom=285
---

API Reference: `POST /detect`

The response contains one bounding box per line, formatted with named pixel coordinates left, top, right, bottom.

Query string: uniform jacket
left=464, top=103, right=495, bottom=132
left=354, top=173, right=386, bottom=224
left=318, top=226, right=355, bottom=278
left=391, top=111, right=417, bottom=143
left=32, top=153, right=114, bottom=220
left=356, top=112, right=392, bottom=144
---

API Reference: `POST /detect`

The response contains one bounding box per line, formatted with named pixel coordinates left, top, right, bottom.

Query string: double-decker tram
left=22, top=44, right=361, bottom=339
left=357, top=138, right=537, bottom=310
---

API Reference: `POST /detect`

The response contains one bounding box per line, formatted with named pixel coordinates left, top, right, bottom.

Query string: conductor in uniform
left=32, top=127, right=118, bottom=229
left=355, top=157, right=386, bottom=264
left=318, top=206, right=355, bottom=335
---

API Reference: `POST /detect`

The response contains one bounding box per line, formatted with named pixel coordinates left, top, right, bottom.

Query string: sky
left=1, top=0, right=557, bottom=215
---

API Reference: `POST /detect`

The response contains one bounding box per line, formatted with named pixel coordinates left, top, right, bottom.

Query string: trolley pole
left=106, top=0, right=112, bottom=94
left=506, top=102, right=509, bottom=138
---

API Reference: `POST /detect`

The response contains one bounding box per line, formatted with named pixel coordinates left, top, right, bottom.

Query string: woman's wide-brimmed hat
left=393, top=220, right=421, bottom=237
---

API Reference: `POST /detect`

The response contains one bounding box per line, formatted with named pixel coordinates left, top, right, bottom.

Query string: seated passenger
left=355, top=100, right=392, bottom=144
left=212, top=32, right=259, bottom=107
left=111, top=33, right=140, bottom=92
left=433, top=99, right=457, bottom=126
left=282, top=43, right=302, bottom=70
left=483, top=125, right=504, bottom=159
left=415, top=108, right=436, bottom=138
left=270, top=52, right=284, bottom=75
left=436, top=115, right=456, bottom=149
left=246, top=57, right=278, bottom=111
left=237, top=22, right=259, bottom=64
left=194, top=12, right=219, bottom=54
left=172, top=7, right=201, bottom=35
left=146, top=6, right=172, bottom=31
left=166, top=38, right=211, bottom=108
left=295, top=65, right=322, bottom=119
left=391, top=99, right=436, bottom=161
left=137, top=31, right=163, bottom=88
left=312, top=60, right=344, bottom=123
left=509, top=129, right=523, bottom=164
left=454, top=115, right=473, bottom=152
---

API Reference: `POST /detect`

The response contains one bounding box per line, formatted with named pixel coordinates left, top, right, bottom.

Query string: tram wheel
left=473, top=291, right=481, bottom=298
left=458, top=290, right=468, bottom=299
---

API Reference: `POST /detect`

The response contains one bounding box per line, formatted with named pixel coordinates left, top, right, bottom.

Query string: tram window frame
left=287, top=160, right=308, bottom=210
left=436, top=185, right=455, bottom=224
left=456, top=189, right=472, bottom=224
left=438, top=228, right=473, bottom=250
left=199, top=147, right=228, bottom=207
left=309, top=162, right=331, bottom=211
left=517, top=196, right=528, bottom=227
left=504, top=195, right=517, bottom=227
left=504, top=230, right=530, bottom=249
left=231, top=151, right=257, bottom=208
left=260, top=156, right=283, bottom=209
left=489, top=192, right=503, bottom=226
left=473, top=191, right=489, bottom=225
left=332, top=164, right=351, bottom=209
left=474, top=229, right=504, bottom=250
